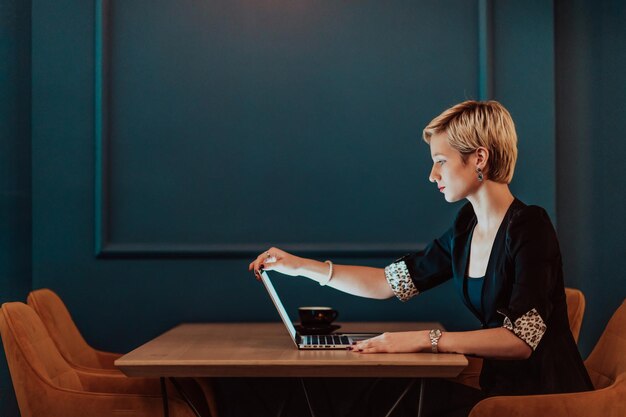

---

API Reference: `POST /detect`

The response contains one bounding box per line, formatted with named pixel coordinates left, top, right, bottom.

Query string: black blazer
left=385, top=198, right=593, bottom=395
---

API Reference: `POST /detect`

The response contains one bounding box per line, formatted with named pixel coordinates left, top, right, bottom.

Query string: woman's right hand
left=248, top=247, right=304, bottom=280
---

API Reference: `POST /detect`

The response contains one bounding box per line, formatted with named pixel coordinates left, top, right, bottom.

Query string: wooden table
left=115, top=322, right=468, bottom=417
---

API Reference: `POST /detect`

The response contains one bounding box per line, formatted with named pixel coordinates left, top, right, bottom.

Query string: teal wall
left=0, top=0, right=32, bottom=415
left=1, top=0, right=624, bottom=415
left=29, top=0, right=555, bottom=353
left=555, top=0, right=626, bottom=356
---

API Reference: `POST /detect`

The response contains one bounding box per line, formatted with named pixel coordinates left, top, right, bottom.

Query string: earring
left=476, top=168, right=484, bottom=182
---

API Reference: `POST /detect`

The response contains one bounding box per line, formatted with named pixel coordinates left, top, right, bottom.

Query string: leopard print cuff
left=500, top=308, right=547, bottom=351
left=384, top=261, right=419, bottom=302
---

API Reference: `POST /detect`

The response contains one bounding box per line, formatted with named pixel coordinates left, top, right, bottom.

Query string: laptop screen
left=260, top=271, right=298, bottom=343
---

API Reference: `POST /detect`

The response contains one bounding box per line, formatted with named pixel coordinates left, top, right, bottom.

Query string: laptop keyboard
left=304, top=335, right=351, bottom=346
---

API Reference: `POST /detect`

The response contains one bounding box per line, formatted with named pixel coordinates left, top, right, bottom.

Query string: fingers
left=357, top=347, right=380, bottom=354
left=249, top=248, right=281, bottom=280
left=260, top=259, right=281, bottom=271
left=349, top=334, right=388, bottom=353
left=348, top=343, right=382, bottom=354
left=349, top=339, right=372, bottom=352
left=251, top=251, right=270, bottom=271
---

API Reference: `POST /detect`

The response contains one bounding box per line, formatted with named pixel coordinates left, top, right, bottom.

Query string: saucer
left=295, top=324, right=341, bottom=335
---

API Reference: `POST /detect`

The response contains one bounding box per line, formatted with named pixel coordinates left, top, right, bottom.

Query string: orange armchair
left=27, top=288, right=126, bottom=371
left=469, top=298, right=626, bottom=417
left=452, top=287, right=587, bottom=390
left=0, top=302, right=195, bottom=417
left=27, top=288, right=219, bottom=416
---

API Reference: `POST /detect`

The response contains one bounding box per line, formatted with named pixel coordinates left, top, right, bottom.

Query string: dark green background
left=1, top=0, right=625, bottom=415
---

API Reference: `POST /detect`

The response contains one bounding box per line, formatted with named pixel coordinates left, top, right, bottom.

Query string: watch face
left=430, top=329, right=441, bottom=339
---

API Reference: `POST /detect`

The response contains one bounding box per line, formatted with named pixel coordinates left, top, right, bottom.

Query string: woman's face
left=428, top=132, right=480, bottom=203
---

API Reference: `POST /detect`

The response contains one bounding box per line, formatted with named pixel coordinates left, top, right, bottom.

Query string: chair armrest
left=76, top=369, right=161, bottom=395
left=94, top=349, right=122, bottom=369
left=469, top=379, right=626, bottom=417
left=34, top=386, right=194, bottom=417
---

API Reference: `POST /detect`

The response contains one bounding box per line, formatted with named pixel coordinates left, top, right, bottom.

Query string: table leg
left=343, top=378, right=381, bottom=417
left=299, top=378, right=317, bottom=417
left=169, top=377, right=203, bottom=417
left=315, top=378, right=419, bottom=417
left=382, top=379, right=417, bottom=417
left=275, top=392, right=290, bottom=417
left=161, top=377, right=169, bottom=417
left=416, top=379, right=425, bottom=417
left=289, top=377, right=423, bottom=417
left=319, top=379, right=337, bottom=417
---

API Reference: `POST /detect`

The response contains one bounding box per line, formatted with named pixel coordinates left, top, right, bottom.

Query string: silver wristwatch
left=429, top=329, right=442, bottom=353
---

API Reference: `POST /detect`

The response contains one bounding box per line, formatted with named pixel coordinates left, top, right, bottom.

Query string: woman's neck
left=466, top=181, right=515, bottom=231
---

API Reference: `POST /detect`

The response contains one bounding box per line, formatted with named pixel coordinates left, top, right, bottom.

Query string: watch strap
left=429, top=329, right=442, bottom=353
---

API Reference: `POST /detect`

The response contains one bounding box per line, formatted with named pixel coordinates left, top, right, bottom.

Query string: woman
left=248, top=101, right=593, bottom=414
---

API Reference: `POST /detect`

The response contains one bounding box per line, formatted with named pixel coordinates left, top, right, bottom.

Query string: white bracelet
left=319, top=260, right=334, bottom=286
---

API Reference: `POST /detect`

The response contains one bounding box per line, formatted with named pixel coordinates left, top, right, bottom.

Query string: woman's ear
left=475, top=147, right=489, bottom=170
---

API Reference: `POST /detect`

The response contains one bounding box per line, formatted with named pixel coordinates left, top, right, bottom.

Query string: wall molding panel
left=94, top=0, right=493, bottom=259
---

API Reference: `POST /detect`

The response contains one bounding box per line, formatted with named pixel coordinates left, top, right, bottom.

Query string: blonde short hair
left=422, top=100, right=518, bottom=184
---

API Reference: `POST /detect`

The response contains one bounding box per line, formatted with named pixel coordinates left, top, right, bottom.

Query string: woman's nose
left=429, top=166, right=438, bottom=183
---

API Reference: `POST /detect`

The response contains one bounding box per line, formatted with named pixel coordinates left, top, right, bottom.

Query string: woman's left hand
left=350, top=331, right=429, bottom=353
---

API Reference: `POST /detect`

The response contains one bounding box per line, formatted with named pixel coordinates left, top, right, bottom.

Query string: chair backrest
left=0, top=302, right=83, bottom=391
left=27, top=288, right=102, bottom=368
left=565, top=287, right=585, bottom=343
left=584, top=299, right=626, bottom=390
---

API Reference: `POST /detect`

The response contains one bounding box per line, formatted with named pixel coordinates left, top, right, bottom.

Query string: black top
left=390, top=198, right=593, bottom=396
left=466, top=276, right=485, bottom=317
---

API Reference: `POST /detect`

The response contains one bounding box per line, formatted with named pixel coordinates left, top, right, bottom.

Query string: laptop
left=260, top=271, right=380, bottom=350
